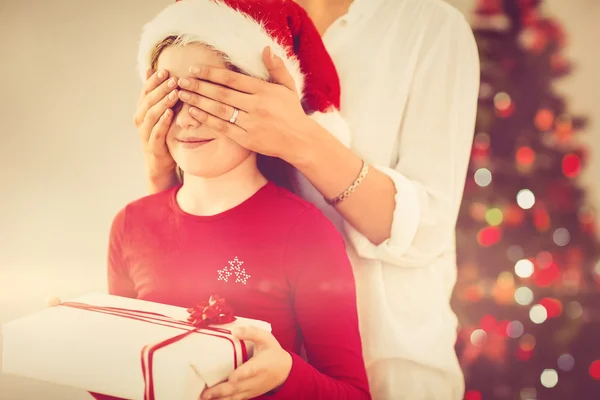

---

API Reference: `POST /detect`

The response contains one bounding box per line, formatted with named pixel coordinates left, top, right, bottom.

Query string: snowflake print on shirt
left=217, top=257, right=251, bottom=284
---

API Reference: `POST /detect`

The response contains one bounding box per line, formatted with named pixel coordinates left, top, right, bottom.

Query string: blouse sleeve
left=345, top=9, right=480, bottom=268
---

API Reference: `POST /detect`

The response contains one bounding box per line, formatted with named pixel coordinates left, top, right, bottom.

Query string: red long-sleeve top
left=92, top=182, right=370, bottom=399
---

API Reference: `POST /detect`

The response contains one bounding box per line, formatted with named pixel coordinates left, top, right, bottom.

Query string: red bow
left=187, top=295, right=236, bottom=328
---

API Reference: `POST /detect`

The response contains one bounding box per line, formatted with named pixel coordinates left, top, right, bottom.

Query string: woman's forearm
left=292, top=119, right=396, bottom=245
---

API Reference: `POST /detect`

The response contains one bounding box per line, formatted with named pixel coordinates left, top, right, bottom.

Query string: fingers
left=179, top=90, right=248, bottom=128
left=233, top=326, right=278, bottom=348
left=134, top=74, right=178, bottom=128
left=137, top=69, right=166, bottom=105
left=187, top=65, right=262, bottom=94
left=148, top=109, right=173, bottom=157
left=142, top=69, right=170, bottom=97
left=139, top=89, right=179, bottom=143
left=228, top=359, right=264, bottom=384
left=179, top=76, right=252, bottom=111
left=262, top=46, right=297, bottom=92
left=200, top=379, right=254, bottom=400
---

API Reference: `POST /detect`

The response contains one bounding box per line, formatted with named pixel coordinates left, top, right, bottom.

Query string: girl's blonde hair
left=151, top=37, right=295, bottom=191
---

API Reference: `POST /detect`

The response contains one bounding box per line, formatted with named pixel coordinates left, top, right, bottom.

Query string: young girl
left=98, top=1, right=370, bottom=399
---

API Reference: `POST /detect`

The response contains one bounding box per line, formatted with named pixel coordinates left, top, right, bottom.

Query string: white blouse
left=297, top=0, right=480, bottom=397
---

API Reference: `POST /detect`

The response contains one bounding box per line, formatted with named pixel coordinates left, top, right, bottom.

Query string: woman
left=99, top=1, right=371, bottom=399
left=137, top=0, right=480, bottom=399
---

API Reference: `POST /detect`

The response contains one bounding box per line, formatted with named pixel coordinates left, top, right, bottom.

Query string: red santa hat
left=137, top=0, right=351, bottom=146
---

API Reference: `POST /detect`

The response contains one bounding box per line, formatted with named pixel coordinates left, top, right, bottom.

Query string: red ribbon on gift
left=59, top=296, right=246, bottom=400
left=187, top=295, right=236, bottom=328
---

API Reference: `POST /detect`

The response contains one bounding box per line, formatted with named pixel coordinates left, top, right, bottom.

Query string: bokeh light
left=517, top=189, right=536, bottom=209
left=477, top=226, right=502, bottom=247
left=470, top=329, right=487, bottom=346
left=486, top=207, right=503, bottom=226
left=507, top=245, right=525, bottom=262
left=562, top=153, right=581, bottom=178
left=515, top=287, right=534, bottom=306
left=515, top=259, right=534, bottom=278
left=474, top=168, right=493, bottom=187
left=516, top=146, right=535, bottom=166
left=520, top=388, right=537, bottom=400
left=530, top=304, right=547, bottom=324
left=566, top=301, right=583, bottom=319
left=540, top=369, right=558, bottom=388
left=590, top=360, right=600, bottom=380
left=558, top=354, right=575, bottom=372
left=553, top=228, right=571, bottom=246
left=506, top=320, right=524, bottom=338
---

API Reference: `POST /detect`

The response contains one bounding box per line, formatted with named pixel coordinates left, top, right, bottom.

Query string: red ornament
left=495, top=319, right=510, bottom=337
left=533, top=262, right=561, bottom=287
left=589, top=360, right=600, bottom=380
left=516, top=146, right=536, bottom=166
left=539, top=297, right=563, bottom=318
left=533, top=205, right=551, bottom=232
left=465, top=390, right=482, bottom=400
left=562, top=154, right=581, bottom=178
left=534, top=109, right=554, bottom=131
left=477, top=226, right=502, bottom=247
left=187, top=295, right=236, bottom=328
left=516, top=347, right=533, bottom=361
left=480, top=314, right=498, bottom=332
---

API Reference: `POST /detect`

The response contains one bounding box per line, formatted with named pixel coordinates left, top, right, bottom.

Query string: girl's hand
left=133, top=69, right=179, bottom=189
left=200, top=326, right=293, bottom=400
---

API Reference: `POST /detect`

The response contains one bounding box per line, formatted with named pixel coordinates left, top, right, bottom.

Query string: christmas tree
left=452, top=1, right=600, bottom=399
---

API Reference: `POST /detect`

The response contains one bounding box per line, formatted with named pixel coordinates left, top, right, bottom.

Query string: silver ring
left=229, top=107, right=239, bottom=124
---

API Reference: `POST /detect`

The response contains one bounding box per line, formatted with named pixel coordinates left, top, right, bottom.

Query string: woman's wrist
left=290, top=117, right=364, bottom=200
left=283, top=116, right=324, bottom=169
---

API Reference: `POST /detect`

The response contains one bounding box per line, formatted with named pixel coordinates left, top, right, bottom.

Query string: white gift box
left=2, top=293, right=271, bottom=400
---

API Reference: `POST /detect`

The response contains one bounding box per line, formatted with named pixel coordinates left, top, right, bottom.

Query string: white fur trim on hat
left=137, top=0, right=305, bottom=98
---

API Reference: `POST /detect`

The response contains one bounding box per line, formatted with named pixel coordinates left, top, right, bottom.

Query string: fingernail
left=168, top=78, right=177, bottom=88
left=190, top=66, right=200, bottom=75
left=268, top=46, right=275, bottom=60
left=169, top=90, right=178, bottom=100
left=179, top=91, right=190, bottom=100
left=179, top=78, right=190, bottom=88
left=158, top=70, right=167, bottom=79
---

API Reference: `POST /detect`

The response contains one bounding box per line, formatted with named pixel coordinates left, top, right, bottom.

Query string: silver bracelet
left=325, top=160, right=370, bottom=206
